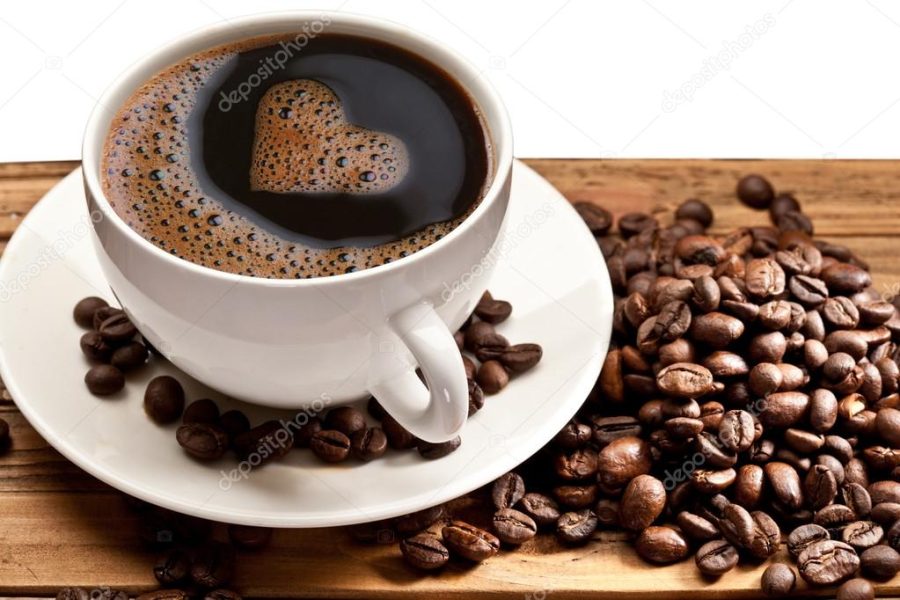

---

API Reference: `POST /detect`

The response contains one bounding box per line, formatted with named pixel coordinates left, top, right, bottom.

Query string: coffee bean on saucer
left=468, top=379, right=485, bottom=416
left=292, top=416, right=322, bottom=449
left=351, top=427, right=388, bottom=461
left=464, top=321, right=508, bottom=355
left=475, top=291, right=512, bottom=324
left=366, top=396, right=387, bottom=420
left=190, top=542, right=234, bottom=588
left=323, top=406, right=366, bottom=437
left=176, top=423, right=228, bottom=460
left=573, top=202, right=613, bottom=236
left=417, top=435, right=461, bottom=460
left=382, top=414, right=417, bottom=450
left=499, top=343, right=542, bottom=374
left=493, top=508, right=537, bottom=545
left=182, top=399, right=220, bottom=425
left=737, top=174, right=775, bottom=209
left=91, top=306, right=123, bottom=330
left=442, top=520, right=500, bottom=561
left=235, top=421, right=292, bottom=465
left=477, top=360, right=509, bottom=394
left=760, top=563, right=796, bottom=596
left=73, top=297, right=109, bottom=328
left=310, top=429, right=351, bottom=463
left=80, top=331, right=113, bottom=362
left=144, top=376, right=185, bottom=424
left=98, top=312, right=138, bottom=343
left=84, top=364, right=125, bottom=395
left=227, top=524, right=273, bottom=550
left=219, top=409, right=250, bottom=441
left=400, top=533, right=450, bottom=570
left=153, top=548, right=190, bottom=585
left=110, top=341, right=149, bottom=371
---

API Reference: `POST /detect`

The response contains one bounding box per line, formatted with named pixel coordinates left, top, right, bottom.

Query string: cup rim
left=82, top=10, right=512, bottom=288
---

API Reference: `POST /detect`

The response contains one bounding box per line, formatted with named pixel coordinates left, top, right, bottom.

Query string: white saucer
left=0, top=161, right=612, bottom=527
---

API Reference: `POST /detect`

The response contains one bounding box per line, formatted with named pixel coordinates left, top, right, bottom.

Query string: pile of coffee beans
left=362, top=174, right=900, bottom=598
left=72, top=291, right=542, bottom=468
left=74, top=297, right=149, bottom=395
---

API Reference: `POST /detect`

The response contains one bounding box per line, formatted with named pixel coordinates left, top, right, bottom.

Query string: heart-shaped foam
left=250, top=79, right=408, bottom=194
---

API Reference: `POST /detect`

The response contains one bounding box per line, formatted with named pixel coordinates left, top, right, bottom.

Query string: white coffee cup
left=81, top=11, right=513, bottom=443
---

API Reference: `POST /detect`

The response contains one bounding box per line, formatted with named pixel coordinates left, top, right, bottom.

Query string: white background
left=1, top=0, right=898, bottom=162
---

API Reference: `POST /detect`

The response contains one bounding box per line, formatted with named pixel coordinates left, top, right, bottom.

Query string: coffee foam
left=100, top=35, right=481, bottom=279
left=250, top=79, right=408, bottom=194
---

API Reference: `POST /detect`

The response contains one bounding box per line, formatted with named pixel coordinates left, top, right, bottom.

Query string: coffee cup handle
left=369, top=301, right=469, bottom=444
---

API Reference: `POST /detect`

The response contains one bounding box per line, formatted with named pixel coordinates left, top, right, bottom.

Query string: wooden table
left=2, top=160, right=899, bottom=598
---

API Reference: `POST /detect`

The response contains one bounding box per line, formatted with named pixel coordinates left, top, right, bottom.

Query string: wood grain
left=0, top=160, right=898, bottom=598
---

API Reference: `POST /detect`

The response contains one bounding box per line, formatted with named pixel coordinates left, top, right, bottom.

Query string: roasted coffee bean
left=660, top=398, right=701, bottom=420
left=788, top=523, right=830, bottom=558
left=225, top=524, right=272, bottom=551
left=493, top=508, right=537, bottom=545
left=351, top=427, right=388, bottom=461
left=97, top=311, right=137, bottom=343
left=191, top=542, right=234, bottom=588
left=464, top=321, right=508, bottom=354
left=555, top=420, right=592, bottom=449
left=310, top=430, right=351, bottom=463
left=443, top=520, right=500, bottom=561
left=737, top=174, right=775, bottom=209
left=676, top=199, right=713, bottom=227
left=518, top=492, right=560, bottom=527
left=804, top=465, right=838, bottom=510
left=876, top=407, right=900, bottom=446
left=634, top=526, right=690, bottom=564
left=182, top=399, right=219, bottom=425
left=690, top=312, right=745, bottom=349
left=815, top=503, right=857, bottom=529
left=703, top=351, right=747, bottom=378
left=498, top=343, right=542, bottom=373
left=654, top=300, right=692, bottom=342
left=655, top=362, right=713, bottom=398
left=219, top=410, right=250, bottom=441
left=324, top=406, right=366, bottom=436
left=869, top=480, right=900, bottom=505
left=826, top=331, right=869, bottom=361
left=574, top=202, right=613, bottom=235
left=676, top=511, right=719, bottom=541
left=84, top=364, right=125, bottom=396
left=154, top=548, right=190, bottom=585
left=619, top=475, right=665, bottom=531
left=872, top=502, right=900, bottom=525
left=417, top=436, right=461, bottom=460
left=760, top=563, right=796, bottom=597
left=746, top=257, right=786, bottom=299
left=695, top=539, right=738, bottom=577
left=822, top=262, right=873, bottom=294
left=842, top=483, right=872, bottom=518
left=860, top=544, right=900, bottom=580
left=400, top=533, right=450, bottom=570
left=474, top=291, right=512, bottom=324
left=234, top=421, right=292, bottom=465
left=842, top=520, right=883, bottom=550
left=798, top=539, right=859, bottom=585
left=109, top=340, right=149, bottom=371
left=748, top=331, right=787, bottom=363
left=477, top=360, right=509, bottom=394
left=790, top=275, right=829, bottom=307
left=555, top=509, right=597, bottom=544
left=553, top=484, right=597, bottom=509
left=382, top=414, right=417, bottom=450
left=468, top=379, right=485, bottom=416
left=73, top=296, right=109, bottom=328
left=176, top=423, right=228, bottom=460
left=80, top=331, right=113, bottom=362
left=757, top=300, right=792, bottom=331
left=91, top=306, right=123, bottom=330
left=747, top=511, right=781, bottom=559
left=765, top=462, right=804, bottom=509
left=597, top=436, right=652, bottom=489
left=837, top=578, right=875, bottom=600
left=810, top=388, right=839, bottom=433
left=733, top=464, right=765, bottom=509
left=492, top=472, right=526, bottom=510
left=824, top=296, right=861, bottom=329
left=555, top=448, right=599, bottom=480
left=777, top=210, right=814, bottom=235
left=719, top=410, right=755, bottom=452
left=759, top=392, right=809, bottom=428
left=144, top=376, right=185, bottom=424
left=692, top=468, right=737, bottom=494
left=665, top=416, right=704, bottom=439
left=394, top=505, right=445, bottom=536
left=618, top=212, right=658, bottom=238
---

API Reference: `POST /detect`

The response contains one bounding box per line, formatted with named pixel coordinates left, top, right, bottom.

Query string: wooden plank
left=0, top=160, right=899, bottom=598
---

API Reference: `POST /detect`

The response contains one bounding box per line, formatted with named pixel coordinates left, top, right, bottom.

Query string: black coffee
left=102, top=33, right=491, bottom=278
